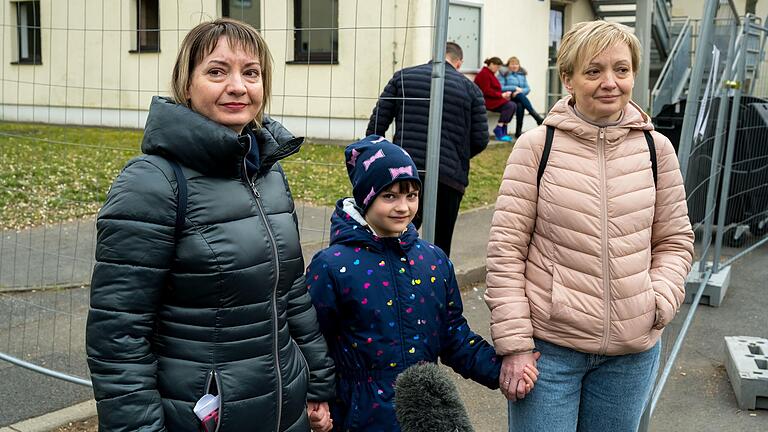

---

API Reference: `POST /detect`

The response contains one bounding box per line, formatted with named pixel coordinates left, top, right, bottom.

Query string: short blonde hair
left=171, top=18, right=273, bottom=125
left=506, top=56, right=520, bottom=66
left=557, top=21, right=641, bottom=80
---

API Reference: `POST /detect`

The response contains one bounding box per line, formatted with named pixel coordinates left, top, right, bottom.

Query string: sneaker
left=500, top=135, right=513, bottom=142
left=502, top=124, right=509, bottom=137
left=493, top=125, right=506, bottom=141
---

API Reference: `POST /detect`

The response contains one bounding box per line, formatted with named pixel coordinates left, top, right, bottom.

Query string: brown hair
left=384, top=180, right=421, bottom=194
left=171, top=18, right=273, bottom=125
left=484, top=57, right=503, bottom=66
left=446, top=42, right=463, bottom=61
left=556, top=20, right=641, bottom=80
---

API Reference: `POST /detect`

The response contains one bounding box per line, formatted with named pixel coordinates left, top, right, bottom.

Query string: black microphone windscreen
left=394, top=362, right=474, bottom=432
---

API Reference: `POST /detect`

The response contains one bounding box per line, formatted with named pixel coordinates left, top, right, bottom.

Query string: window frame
left=12, top=0, right=42, bottom=65
left=291, top=0, right=339, bottom=65
left=221, top=0, right=261, bottom=29
left=131, top=0, right=160, bottom=53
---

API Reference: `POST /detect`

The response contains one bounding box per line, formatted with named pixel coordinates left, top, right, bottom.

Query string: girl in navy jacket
left=306, top=136, right=537, bottom=431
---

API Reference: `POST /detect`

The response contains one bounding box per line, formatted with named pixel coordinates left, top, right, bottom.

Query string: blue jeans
left=508, top=339, right=661, bottom=432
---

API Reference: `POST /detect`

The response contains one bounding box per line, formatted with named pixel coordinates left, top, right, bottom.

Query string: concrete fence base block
left=724, top=336, right=768, bottom=410
left=684, top=261, right=731, bottom=306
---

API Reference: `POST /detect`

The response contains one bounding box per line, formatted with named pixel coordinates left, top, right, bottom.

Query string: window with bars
left=13, top=1, right=42, bottom=64
left=293, top=0, right=338, bottom=64
left=135, top=0, right=159, bottom=52
left=222, top=0, right=260, bottom=29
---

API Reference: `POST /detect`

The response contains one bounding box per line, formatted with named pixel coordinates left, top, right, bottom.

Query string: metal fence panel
left=0, top=0, right=446, bottom=407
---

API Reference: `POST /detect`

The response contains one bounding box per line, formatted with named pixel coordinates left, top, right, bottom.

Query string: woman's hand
left=499, top=351, right=541, bottom=401
left=307, top=401, right=333, bottom=432
left=502, top=91, right=512, bottom=100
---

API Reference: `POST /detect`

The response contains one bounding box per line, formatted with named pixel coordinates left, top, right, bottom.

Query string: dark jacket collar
left=329, top=198, right=418, bottom=253
left=141, top=96, right=303, bottom=178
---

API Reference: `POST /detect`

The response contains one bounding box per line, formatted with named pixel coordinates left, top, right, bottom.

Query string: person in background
left=366, top=42, right=488, bottom=257
left=485, top=21, right=694, bottom=431
left=497, top=56, right=545, bottom=138
left=306, top=136, right=538, bottom=431
left=85, top=18, right=334, bottom=432
left=474, top=57, right=517, bottom=142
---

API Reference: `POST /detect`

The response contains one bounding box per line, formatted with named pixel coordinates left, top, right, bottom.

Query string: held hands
left=307, top=401, right=333, bottom=432
left=499, top=351, right=541, bottom=402
left=502, top=91, right=512, bottom=100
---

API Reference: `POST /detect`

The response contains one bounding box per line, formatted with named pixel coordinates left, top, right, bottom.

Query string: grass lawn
left=0, top=121, right=513, bottom=230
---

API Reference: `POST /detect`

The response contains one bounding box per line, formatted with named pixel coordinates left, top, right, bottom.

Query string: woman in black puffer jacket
left=86, top=19, right=334, bottom=432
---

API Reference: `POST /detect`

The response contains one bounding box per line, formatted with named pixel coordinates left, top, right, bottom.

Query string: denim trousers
left=508, top=338, right=661, bottom=432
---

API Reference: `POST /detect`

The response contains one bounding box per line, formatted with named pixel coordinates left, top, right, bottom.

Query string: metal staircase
left=590, top=0, right=674, bottom=102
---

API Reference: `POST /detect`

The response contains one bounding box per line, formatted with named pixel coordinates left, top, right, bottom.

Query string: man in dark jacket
left=366, top=42, right=488, bottom=257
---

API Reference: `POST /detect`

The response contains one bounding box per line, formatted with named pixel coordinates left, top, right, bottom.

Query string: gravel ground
left=54, top=417, right=97, bottom=432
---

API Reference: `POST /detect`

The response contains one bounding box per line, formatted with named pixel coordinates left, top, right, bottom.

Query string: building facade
left=1, top=1, right=607, bottom=140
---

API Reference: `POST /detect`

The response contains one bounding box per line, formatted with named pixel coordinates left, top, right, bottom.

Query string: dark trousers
left=513, top=93, right=537, bottom=135
left=412, top=181, right=463, bottom=257
left=491, top=101, right=517, bottom=125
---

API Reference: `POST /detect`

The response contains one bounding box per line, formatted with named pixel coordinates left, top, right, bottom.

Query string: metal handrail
left=651, top=18, right=692, bottom=116
left=652, top=18, right=691, bottom=97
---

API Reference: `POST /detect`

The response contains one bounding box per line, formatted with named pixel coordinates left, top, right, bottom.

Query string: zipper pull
left=252, top=183, right=261, bottom=198
left=599, top=128, right=605, bottom=140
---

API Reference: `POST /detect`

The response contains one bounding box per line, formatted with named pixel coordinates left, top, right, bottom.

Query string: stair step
left=599, top=10, right=637, bottom=18
left=593, top=0, right=638, bottom=5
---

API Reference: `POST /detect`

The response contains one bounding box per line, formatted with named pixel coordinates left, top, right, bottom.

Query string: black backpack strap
left=537, top=125, right=555, bottom=189
left=644, top=130, right=658, bottom=187
left=166, top=159, right=187, bottom=241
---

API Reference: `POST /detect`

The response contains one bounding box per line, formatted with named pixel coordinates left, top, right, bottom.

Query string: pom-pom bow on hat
left=345, top=135, right=422, bottom=213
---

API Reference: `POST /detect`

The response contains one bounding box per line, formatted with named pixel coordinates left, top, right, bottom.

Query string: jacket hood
left=498, top=67, right=527, bottom=77
left=543, top=95, right=653, bottom=144
left=141, top=96, right=303, bottom=178
left=329, top=198, right=418, bottom=252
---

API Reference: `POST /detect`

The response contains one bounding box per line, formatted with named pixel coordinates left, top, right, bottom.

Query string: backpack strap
left=537, top=125, right=555, bottom=189
left=644, top=130, right=658, bottom=187
left=166, top=159, right=187, bottom=242
left=536, top=127, right=658, bottom=189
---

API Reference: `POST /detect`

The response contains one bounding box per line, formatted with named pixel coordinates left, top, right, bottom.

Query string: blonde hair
left=556, top=21, right=641, bottom=80
left=506, top=56, right=520, bottom=66
left=171, top=18, right=273, bottom=125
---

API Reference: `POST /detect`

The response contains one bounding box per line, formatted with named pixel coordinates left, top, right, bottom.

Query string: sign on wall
left=448, top=3, right=481, bottom=70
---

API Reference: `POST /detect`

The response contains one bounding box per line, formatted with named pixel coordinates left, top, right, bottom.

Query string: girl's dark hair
left=384, top=180, right=421, bottom=193
left=484, top=57, right=503, bottom=66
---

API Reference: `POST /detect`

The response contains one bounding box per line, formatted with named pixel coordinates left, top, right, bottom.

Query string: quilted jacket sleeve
left=438, top=258, right=501, bottom=389
left=484, top=131, right=542, bottom=355
left=285, top=208, right=335, bottom=402
left=366, top=72, right=400, bottom=137
left=649, top=133, right=695, bottom=329
left=86, top=158, right=175, bottom=432
left=286, top=267, right=336, bottom=401
left=468, top=81, right=490, bottom=158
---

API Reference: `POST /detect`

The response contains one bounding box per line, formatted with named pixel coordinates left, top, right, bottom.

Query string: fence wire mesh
left=642, top=1, right=768, bottom=429
left=0, top=1, right=448, bottom=419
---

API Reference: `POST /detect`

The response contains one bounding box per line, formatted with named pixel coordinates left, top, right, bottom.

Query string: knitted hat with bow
left=345, top=135, right=421, bottom=213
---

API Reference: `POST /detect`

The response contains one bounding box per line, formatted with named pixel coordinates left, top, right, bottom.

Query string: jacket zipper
left=387, top=243, right=408, bottom=367
left=242, top=152, right=283, bottom=432
left=203, top=370, right=223, bottom=432
left=597, top=128, right=611, bottom=355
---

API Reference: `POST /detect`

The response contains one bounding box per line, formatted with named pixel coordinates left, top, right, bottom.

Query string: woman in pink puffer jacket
left=485, top=21, right=694, bottom=432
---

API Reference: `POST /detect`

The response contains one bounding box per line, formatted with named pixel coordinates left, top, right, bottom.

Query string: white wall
left=0, top=0, right=431, bottom=139
left=0, top=0, right=602, bottom=139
